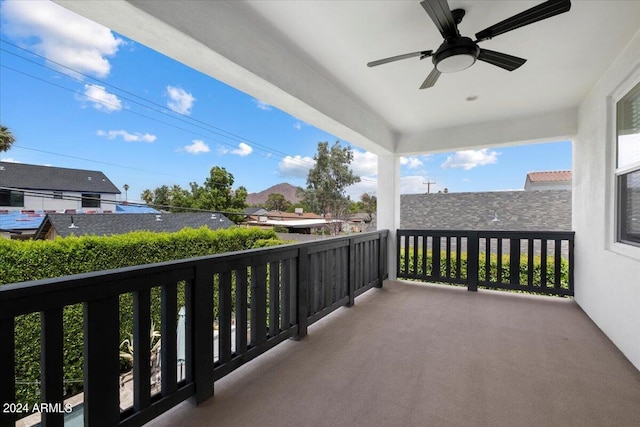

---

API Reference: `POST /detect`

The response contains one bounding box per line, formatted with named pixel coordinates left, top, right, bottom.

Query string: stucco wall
left=574, top=29, right=640, bottom=370
left=20, top=192, right=117, bottom=212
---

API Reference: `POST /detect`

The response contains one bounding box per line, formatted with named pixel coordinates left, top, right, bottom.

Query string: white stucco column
left=377, top=153, right=401, bottom=280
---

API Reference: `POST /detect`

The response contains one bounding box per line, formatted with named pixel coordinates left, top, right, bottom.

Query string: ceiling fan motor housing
left=433, top=37, right=479, bottom=73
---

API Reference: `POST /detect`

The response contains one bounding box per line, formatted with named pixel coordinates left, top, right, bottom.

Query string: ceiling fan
left=367, top=0, right=571, bottom=89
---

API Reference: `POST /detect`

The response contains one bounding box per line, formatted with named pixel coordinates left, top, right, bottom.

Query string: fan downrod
left=451, top=9, right=465, bottom=26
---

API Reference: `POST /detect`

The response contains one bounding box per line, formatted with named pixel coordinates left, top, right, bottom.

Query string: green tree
left=141, top=189, right=153, bottom=204
left=264, top=193, right=291, bottom=211
left=141, top=167, right=247, bottom=218
left=301, top=141, right=360, bottom=235
left=123, top=184, right=129, bottom=202
left=0, top=125, right=16, bottom=153
left=359, top=192, right=377, bottom=221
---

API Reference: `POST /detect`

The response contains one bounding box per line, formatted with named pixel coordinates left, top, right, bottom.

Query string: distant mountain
left=246, top=183, right=301, bottom=206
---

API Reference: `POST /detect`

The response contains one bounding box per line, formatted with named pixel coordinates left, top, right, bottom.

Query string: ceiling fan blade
left=475, top=0, right=571, bottom=42
left=420, top=0, right=458, bottom=39
left=367, top=50, right=433, bottom=68
left=420, top=67, right=441, bottom=89
left=478, top=49, right=527, bottom=71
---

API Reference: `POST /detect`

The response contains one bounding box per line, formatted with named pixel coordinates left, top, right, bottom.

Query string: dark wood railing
left=397, top=230, right=574, bottom=296
left=0, top=230, right=388, bottom=427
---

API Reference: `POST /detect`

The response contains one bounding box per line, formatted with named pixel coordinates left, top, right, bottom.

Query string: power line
left=0, top=39, right=378, bottom=185
left=0, top=40, right=319, bottom=168
left=0, top=186, right=249, bottom=216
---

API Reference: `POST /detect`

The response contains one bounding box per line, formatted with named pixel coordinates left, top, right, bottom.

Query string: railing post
left=161, top=282, right=178, bottom=396
left=568, top=234, right=575, bottom=296
left=467, top=232, right=479, bottom=292
left=133, top=289, right=151, bottom=411
left=0, top=317, right=16, bottom=427
left=294, top=247, right=309, bottom=340
left=376, top=232, right=384, bottom=288
left=348, top=238, right=355, bottom=306
left=509, top=238, right=521, bottom=285
left=41, top=309, right=64, bottom=427
left=83, top=297, right=120, bottom=426
left=192, top=263, right=214, bottom=404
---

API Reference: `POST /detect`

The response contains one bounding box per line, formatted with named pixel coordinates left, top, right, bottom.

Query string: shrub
left=398, top=249, right=570, bottom=291
left=0, top=226, right=280, bottom=409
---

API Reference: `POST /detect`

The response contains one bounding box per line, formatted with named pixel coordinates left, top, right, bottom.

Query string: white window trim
left=606, top=69, right=640, bottom=260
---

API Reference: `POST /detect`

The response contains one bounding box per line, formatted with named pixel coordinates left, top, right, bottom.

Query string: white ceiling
left=57, top=0, right=640, bottom=155
left=239, top=0, right=639, bottom=132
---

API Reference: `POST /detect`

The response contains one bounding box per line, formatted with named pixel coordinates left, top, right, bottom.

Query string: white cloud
left=346, top=179, right=377, bottom=200
left=441, top=149, right=499, bottom=170
left=183, top=140, right=210, bottom=154
left=166, top=86, right=195, bottom=115
left=293, top=121, right=304, bottom=130
left=0, top=158, right=19, bottom=163
left=79, top=84, right=122, bottom=112
left=97, top=130, right=156, bottom=142
left=1, top=1, right=123, bottom=78
left=253, top=99, right=272, bottom=111
left=400, top=156, right=424, bottom=169
left=351, top=150, right=378, bottom=176
left=231, top=142, right=253, bottom=157
left=278, top=155, right=315, bottom=179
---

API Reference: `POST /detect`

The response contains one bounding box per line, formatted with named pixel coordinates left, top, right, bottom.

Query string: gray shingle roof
left=38, top=213, right=234, bottom=238
left=0, top=162, right=120, bottom=193
left=401, top=190, right=572, bottom=231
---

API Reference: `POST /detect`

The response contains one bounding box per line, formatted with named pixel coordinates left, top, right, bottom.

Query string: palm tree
left=141, top=189, right=154, bottom=205
left=123, top=184, right=130, bottom=202
left=0, top=125, right=16, bottom=153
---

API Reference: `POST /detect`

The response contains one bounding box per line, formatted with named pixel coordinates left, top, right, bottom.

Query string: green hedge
left=399, top=250, right=570, bottom=290
left=0, top=226, right=279, bottom=409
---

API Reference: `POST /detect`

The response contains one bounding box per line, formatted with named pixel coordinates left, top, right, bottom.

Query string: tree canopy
left=141, top=166, right=247, bottom=219
left=0, top=125, right=16, bottom=153
left=264, top=193, right=291, bottom=211
left=300, top=141, right=360, bottom=234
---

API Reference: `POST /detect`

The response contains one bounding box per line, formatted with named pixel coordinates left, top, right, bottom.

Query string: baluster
left=83, top=296, right=120, bottom=426
left=133, top=289, right=151, bottom=411
left=219, top=272, right=232, bottom=363
left=40, top=308, right=64, bottom=427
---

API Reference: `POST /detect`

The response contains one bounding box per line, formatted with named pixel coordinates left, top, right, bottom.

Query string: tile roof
left=0, top=161, right=121, bottom=193
left=37, top=213, right=234, bottom=238
left=526, top=170, right=572, bottom=183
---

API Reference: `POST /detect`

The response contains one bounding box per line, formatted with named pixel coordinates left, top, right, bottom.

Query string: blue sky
left=0, top=0, right=571, bottom=204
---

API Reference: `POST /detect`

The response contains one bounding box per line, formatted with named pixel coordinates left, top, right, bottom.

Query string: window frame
left=81, top=193, right=101, bottom=208
left=0, top=189, right=25, bottom=207
left=614, top=77, right=640, bottom=248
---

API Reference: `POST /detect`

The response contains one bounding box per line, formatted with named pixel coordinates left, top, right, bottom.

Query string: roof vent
left=155, top=214, right=162, bottom=222
left=295, top=207, right=303, bottom=216
left=68, top=216, right=79, bottom=229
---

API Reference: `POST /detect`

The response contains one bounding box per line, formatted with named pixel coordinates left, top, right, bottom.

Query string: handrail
left=0, top=230, right=388, bottom=426
left=397, top=229, right=574, bottom=296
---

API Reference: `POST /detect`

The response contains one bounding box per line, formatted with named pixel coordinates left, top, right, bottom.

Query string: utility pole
left=424, top=181, right=436, bottom=194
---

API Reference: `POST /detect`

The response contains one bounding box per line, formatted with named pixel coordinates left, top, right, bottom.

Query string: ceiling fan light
left=436, top=53, right=476, bottom=73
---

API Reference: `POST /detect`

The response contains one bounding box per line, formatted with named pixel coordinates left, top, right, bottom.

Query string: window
left=81, top=193, right=101, bottom=208
left=0, top=189, right=24, bottom=207
left=616, top=81, right=640, bottom=246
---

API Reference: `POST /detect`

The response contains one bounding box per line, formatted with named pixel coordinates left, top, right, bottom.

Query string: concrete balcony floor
left=150, top=281, right=640, bottom=427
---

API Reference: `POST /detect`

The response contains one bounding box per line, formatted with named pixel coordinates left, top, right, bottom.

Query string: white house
left=0, top=162, right=120, bottom=213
